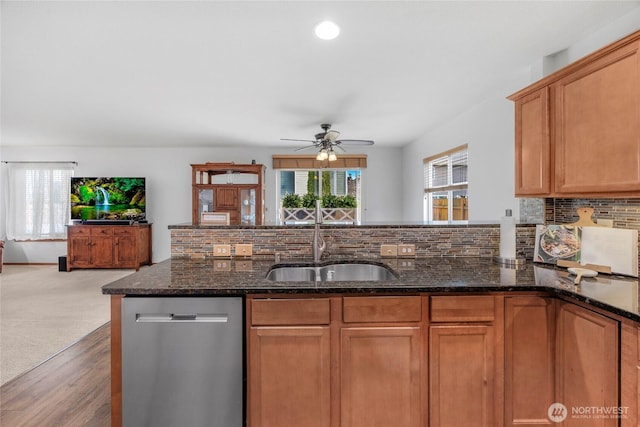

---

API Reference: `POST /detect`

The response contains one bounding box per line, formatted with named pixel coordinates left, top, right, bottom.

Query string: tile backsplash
left=545, top=198, right=640, bottom=230
left=170, top=224, right=537, bottom=261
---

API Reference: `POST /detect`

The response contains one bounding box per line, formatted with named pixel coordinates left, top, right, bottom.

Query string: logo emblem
left=548, top=403, right=568, bottom=423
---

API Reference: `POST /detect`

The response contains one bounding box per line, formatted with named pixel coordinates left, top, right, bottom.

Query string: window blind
left=424, top=145, right=468, bottom=192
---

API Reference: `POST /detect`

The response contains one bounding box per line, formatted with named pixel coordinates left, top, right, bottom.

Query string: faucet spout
left=313, top=199, right=326, bottom=262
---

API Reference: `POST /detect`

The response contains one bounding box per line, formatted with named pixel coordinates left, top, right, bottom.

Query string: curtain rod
left=2, top=161, right=78, bottom=165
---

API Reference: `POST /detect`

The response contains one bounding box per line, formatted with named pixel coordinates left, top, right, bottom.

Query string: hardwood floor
left=0, top=323, right=111, bottom=427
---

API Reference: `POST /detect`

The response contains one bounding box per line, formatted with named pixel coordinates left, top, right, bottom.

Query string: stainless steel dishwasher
left=122, top=297, right=243, bottom=427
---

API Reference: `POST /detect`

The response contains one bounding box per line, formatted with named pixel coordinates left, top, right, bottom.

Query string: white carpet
left=0, top=265, right=134, bottom=385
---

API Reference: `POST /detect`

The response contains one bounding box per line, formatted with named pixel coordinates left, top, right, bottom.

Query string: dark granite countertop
left=102, top=257, right=639, bottom=322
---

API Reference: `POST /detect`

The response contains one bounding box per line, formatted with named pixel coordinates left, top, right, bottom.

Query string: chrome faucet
left=313, top=199, right=326, bottom=262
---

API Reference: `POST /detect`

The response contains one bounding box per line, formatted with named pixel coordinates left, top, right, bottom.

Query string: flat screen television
left=70, top=177, right=146, bottom=221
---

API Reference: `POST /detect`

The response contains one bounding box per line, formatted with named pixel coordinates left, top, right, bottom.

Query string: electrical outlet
left=398, top=244, right=416, bottom=258
left=213, top=244, right=231, bottom=258
left=235, top=244, right=253, bottom=258
left=380, top=244, right=398, bottom=257
left=399, top=259, right=415, bottom=269
left=213, top=260, right=230, bottom=271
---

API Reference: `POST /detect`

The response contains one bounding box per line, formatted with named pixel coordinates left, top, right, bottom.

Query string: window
left=5, top=162, right=75, bottom=240
left=276, top=169, right=362, bottom=224
left=273, top=154, right=366, bottom=225
left=424, top=145, right=468, bottom=223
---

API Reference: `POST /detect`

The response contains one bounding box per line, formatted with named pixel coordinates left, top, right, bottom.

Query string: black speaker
left=58, top=256, right=67, bottom=272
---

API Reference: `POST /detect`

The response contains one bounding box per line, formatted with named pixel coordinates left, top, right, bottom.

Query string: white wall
left=0, top=145, right=403, bottom=263
left=402, top=9, right=640, bottom=223
left=401, top=70, right=529, bottom=223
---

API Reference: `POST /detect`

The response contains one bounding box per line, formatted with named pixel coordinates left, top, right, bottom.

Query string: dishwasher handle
left=136, top=313, right=229, bottom=323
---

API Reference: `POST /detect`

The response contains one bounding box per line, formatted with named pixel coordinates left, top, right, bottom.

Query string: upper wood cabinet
left=191, top=163, right=265, bottom=225
left=509, top=30, right=640, bottom=197
left=514, top=88, right=551, bottom=196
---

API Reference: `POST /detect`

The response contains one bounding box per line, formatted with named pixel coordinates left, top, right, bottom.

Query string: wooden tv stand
left=66, top=223, right=152, bottom=271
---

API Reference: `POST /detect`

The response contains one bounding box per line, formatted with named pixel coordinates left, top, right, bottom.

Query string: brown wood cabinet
left=513, top=88, right=551, bottom=196
left=247, top=295, right=425, bottom=427
left=429, top=295, right=500, bottom=427
left=509, top=30, right=640, bottom=197
left=111, top=292, right=632, bottom=427
left=191, top=163, right=265, bottom=225
left=553, top=40, right=640, bottom=196
left=621, top=320, right=640, bottom=427
left=504, top=296, right=556, bottom=427
left=248, top=298, right=332, bottom=427
left=556, top=302, right=619, bottom=427
left=340, top=295, right=423, bottom=427
left=66, top=224, right=151, bottom=271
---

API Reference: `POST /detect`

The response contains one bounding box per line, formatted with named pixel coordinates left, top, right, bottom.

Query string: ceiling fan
left=281, top=123, right=374, bottom=161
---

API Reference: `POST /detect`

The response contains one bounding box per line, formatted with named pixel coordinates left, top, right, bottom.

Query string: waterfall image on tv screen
left=70, top=177, right=146, bottom=221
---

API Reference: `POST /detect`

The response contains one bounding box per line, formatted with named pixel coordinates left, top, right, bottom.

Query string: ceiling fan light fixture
left=317, top=148, right=329, bottom=161
left=328, top=149, right=337, bottom=162
left=315, top=21, right=340, bottom=40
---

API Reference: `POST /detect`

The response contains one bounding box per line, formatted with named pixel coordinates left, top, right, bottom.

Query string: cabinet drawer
left=113, top=227, right=135, bottom=237
left=430, top=295, right=495, bottom=322
left=67, top=227, right=90, bottom=237
left=251, top=298, right=330, bottom=326
left=90, top=227, right=113, bottom=236
left=343, top=296, right=422, bottom=323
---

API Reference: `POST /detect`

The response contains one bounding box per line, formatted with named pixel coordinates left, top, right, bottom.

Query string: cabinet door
left=114, top=229, right=137, bottom=268
left=68, top=235, right=92, bottom=267
left=91, top=235, right=114, bottom=267
left=556, top=303, right=618, bottom=427
left=340, top=326, right=422, bottom=427
left=430, top=324, right=495, bottom=427
left=249, top=326, right=330, bottom=427
left=514, top=87, right=551, bottom=196
left=620, top=321, right=639, bottom=427
left=505, top=297, right=555, bottom=427
left=554, top=41, right=640, bottom=195
left=215, top=187, right=238, bottom=210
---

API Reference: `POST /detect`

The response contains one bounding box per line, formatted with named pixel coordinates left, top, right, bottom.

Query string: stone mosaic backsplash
left=546, top=198, right=640, bottom=229
left=170, top=225, right=537, bottom=261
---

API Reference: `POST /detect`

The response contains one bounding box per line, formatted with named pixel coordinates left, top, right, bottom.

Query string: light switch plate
left=380, top=244, right=398, bottom=257
left=235, top=260, right=253, bottom=271
left=235, top=244, right=253, bottom=258
left=213, top=244, right=231, bottom=258
left=398, top=244, right=416, bottom=258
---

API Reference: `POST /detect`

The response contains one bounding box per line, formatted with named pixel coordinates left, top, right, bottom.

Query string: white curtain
left=5, top=162, right=75, bottom=240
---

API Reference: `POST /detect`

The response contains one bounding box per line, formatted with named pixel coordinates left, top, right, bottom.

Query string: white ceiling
left=2, top=1, right=639, bottom=150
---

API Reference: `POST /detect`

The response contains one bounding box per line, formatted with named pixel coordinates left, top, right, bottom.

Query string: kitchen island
left=103, top=256, right=640, bottom=427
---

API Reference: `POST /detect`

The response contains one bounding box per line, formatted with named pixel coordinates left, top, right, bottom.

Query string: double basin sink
left=266, top=261, right=397, bottom=282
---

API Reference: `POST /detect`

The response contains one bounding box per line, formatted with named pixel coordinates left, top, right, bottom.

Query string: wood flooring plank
left=0, top=323, right=111, bottom=427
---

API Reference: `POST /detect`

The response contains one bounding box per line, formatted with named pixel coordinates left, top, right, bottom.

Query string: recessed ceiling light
left=315, top=21, right=340, bottom=40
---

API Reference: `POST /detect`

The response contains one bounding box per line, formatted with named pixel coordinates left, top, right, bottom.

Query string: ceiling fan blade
left=325, top=130, right=340, bottom=142
left=333, top=144, right=346, bottom=153
left=335, top=139, right=375, bottom=146
left=281, top=138, right=318, bottom=143
left=294, top=145, right=319, bottom=152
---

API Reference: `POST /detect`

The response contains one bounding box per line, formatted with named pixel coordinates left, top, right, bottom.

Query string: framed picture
left=201, top=212, right=230, bottom=225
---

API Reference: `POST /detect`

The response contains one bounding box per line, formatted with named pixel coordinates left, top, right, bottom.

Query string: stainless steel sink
left=266, top=262, right=397, bottom=282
